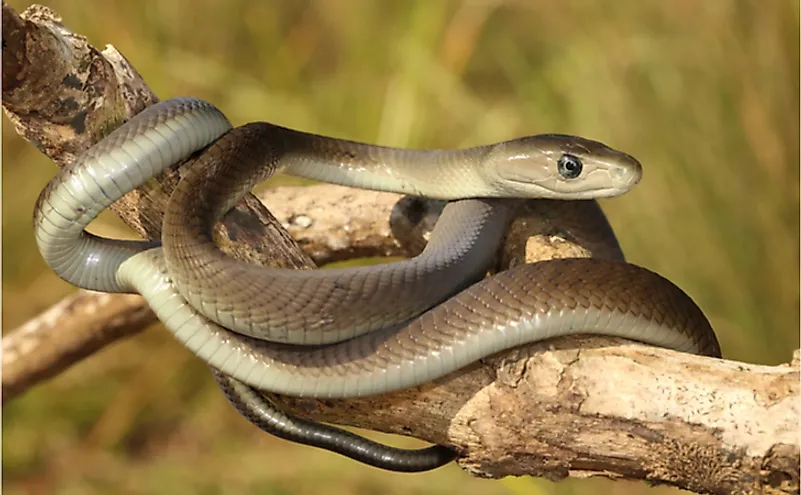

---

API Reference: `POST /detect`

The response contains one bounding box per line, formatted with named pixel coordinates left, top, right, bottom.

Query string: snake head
left=484, top=134, right=643, bottom=199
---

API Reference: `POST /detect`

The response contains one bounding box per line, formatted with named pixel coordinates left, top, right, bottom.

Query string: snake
left=33, top=97, right=721, bottom=472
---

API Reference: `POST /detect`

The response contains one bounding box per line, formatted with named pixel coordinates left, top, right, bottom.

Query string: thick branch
left=270, top=342, right=798, bottom=495
left=1, top=3, right=310, bottom=269
left=2, top=4, right=798, bottom=493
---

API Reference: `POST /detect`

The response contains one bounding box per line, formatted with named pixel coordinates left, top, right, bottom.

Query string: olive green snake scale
left=33, top=97, right=721, bottom=472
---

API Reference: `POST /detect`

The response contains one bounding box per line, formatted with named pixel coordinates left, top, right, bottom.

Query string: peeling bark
left=2, top=4, right=798, bottom=493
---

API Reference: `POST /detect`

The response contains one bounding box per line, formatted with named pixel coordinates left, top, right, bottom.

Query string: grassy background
left=2, top=1, right=798, bottom=494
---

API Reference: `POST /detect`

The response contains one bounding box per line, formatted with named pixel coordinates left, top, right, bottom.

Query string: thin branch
left=2, top=4, right=798, bottom=494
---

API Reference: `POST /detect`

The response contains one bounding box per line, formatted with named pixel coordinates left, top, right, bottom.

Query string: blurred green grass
left=2, top=1, right=798, bottom=494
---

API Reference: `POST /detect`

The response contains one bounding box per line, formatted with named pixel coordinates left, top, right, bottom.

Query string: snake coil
left=34, top=98, right=721, bottom=472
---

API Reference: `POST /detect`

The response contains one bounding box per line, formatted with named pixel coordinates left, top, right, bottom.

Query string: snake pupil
left=557, top=154, right=583, bottom=179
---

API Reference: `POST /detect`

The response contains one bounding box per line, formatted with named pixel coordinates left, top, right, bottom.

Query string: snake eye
left=557, top=154, right=583, bottom=179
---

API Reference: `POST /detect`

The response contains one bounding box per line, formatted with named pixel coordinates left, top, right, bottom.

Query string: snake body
left=33, top=98, right=721, bottom=471
left=162, top=123, right=518, bottom=344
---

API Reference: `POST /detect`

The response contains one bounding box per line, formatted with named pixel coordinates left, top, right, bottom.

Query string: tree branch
left=2, top=4, right=798, bottom=493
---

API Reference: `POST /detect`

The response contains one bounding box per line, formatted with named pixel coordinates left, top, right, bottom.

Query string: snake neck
left=173, top=122, right=501, bottom=231
left=272, top=126, right=494, bottom=200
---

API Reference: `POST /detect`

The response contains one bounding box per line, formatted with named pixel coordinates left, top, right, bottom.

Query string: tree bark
left=2, top=4, right=798, bottom=494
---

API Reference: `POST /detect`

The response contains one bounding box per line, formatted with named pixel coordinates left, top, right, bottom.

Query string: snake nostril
left=618, top=164, right=642, bottom=188
left=629, top=168, right=643, bottom=186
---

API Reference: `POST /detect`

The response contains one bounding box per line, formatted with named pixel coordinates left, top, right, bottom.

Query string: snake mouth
left=500, top=179, right=612, bottom=198
left=499, top=170, right=639, bottom=199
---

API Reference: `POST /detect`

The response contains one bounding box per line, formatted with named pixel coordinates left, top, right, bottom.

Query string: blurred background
left=2, top=1, right=798, bottom=494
